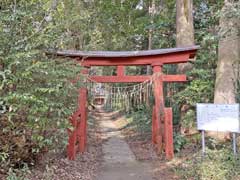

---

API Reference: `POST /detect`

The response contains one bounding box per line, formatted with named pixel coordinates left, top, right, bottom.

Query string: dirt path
left=94, top=109, right=154, bottom=180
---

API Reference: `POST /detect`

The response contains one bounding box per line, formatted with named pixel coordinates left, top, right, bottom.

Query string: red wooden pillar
left=117, top=66, right=125, bottom=76
left=67, top=67, right=89, bottom=160
left=152, top=65, right=165, bottom=153
left=164, top=108, right=174, bottom=159
left=152, top=105, right=157, bottom=144
left=67, top=114, right=78, bottom=160
left=78, top=67, right=89, bottom=153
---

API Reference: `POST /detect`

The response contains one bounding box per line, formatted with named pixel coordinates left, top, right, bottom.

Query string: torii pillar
left=152, top=64, right=174, bottom=159
left=78, top=67, right=89, bottom=153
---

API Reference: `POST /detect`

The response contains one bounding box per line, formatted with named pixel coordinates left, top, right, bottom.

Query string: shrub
left=0, top=1, right=82, bottom=174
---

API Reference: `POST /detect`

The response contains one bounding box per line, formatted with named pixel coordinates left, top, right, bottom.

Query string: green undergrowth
left=124, top=105, right=152, bottom=134
left=175, top=144, right=240, bottom=180
left=0, top=1, right=82, bottom=176
left=124, top=105, right=189, bottom=153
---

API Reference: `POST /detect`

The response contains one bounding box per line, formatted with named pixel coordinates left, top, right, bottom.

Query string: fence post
left=67, top=114, right=77, bottom=160
left=152, top=105, right=157, bottom=144
left=164, top=108, right=174, bottom=160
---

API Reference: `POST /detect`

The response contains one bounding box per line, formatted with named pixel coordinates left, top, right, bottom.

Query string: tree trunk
left=214, top=1, right=240, bottom=104
left=147, top=0, right=156, bottom=75
left=212, top=1, right=240, bottom=140
left=176, top=0, right=195, bottom=135
left=176, top=0, right=195, bottom=73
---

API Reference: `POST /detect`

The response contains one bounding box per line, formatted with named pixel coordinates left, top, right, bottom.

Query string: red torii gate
left=52, top=46, right=199, bottom=160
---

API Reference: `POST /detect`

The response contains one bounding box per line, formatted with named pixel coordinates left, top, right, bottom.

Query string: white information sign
left=197, top=104, right=240, bottom=133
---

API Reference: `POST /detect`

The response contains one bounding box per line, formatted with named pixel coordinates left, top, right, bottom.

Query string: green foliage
left=173, top=133, right=187, bottom=153
left=176, top=148, right=240, bottom=180
left=6, top=165, right=30, bottom=180
left=0, top=0, right=81, bottom=174
left=125, top=105, right=152, bottom=133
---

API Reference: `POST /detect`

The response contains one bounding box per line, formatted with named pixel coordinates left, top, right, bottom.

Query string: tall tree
left=175, top=0, right=195, bottom=134
left=147, top=0, right=156, bottom=74
left=214, top=1, right=240, bottom=104
left=176, top=0, right=195, bottom=73
left=148, top=0, right=156, bottom=50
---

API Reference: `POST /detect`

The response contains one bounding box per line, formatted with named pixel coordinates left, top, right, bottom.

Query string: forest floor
left=7, top=108, right=237, bottom=180
left=25, top=108, right=191, bottom=180
left=25, top=110, right=103, bottom=180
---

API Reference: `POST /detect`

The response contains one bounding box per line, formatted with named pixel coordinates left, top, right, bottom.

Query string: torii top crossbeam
left=50, top=45, right=199, bottom=66
left=49, top=45, right=199, bottom=83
